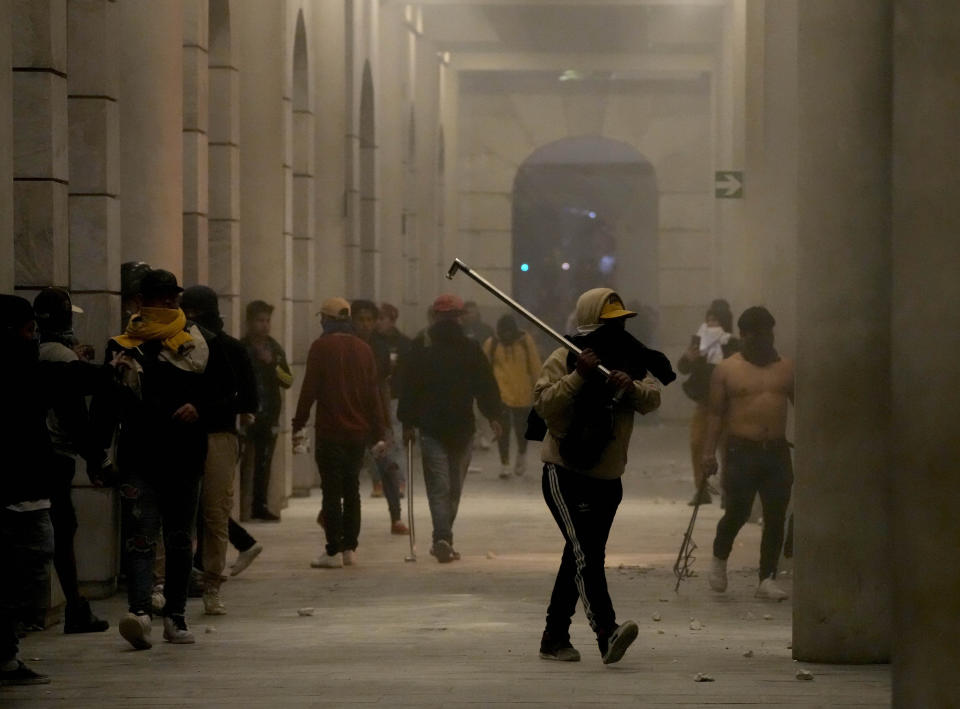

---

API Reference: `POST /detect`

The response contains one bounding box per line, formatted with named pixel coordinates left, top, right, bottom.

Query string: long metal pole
left=404, top=439, right=417, bottom=562
left=446, top=258, right=613, bottom=378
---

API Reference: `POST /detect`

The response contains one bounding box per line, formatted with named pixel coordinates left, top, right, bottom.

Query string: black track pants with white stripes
left=542, top=463, right=623, bottom=640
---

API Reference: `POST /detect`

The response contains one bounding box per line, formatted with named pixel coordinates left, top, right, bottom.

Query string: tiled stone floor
left=4, top=423, right=890, bottom=707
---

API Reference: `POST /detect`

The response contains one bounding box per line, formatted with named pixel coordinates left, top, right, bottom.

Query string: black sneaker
left=600, top=620, right=639, bottom=665
left=430, top=540, right=454, bottom=563
left=539, top=631, right=581, bottom=662
left=64, top=598, right=109, bottom=634
left=0, top=660, right=51, bottom=686
left=252, top=508, right=280, bottom=522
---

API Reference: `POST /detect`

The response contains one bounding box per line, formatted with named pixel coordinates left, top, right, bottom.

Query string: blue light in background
left=587, top=211, right=597, bottom=219
left=520, top=263, right=530, bottom=272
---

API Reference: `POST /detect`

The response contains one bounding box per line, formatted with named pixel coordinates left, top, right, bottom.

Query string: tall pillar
left=890, top=2, right=960, bottom=704
left=236, top=0, right=289, bottom=514
left=182, top=0, right=209, bottom=286
left=12, top=0, right=69, bottom=291
left=67, top=0, right=121, bottom=353
left=117, top=0, right=183, bottom=274
left=0, top=0, right=13, bottom=293
left=792, top=0, right=892, bottom=663
left=207, top=0, right=240, bottom=335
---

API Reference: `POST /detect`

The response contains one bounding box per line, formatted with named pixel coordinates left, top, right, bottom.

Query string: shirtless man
left=702, top=306, right=794, bottom=601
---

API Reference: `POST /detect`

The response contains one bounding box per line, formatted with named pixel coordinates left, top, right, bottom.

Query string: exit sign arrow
left=715, top=171, right=744, bottom=199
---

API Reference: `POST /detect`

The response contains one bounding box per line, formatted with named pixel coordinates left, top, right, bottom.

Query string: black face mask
left=742, top=332, right=779, bottom=367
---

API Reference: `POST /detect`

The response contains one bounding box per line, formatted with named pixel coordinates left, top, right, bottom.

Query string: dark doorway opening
left=512, top=136, right=658, bottom=347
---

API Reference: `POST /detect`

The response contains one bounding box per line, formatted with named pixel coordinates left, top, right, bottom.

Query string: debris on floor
left=743, top=650, right=754, bottom=658
left=297, top=607, right=316, bottom=617
left=763, top=614, right=773, bottom=620
left=796, top=669, right=814, bottom=681
left=486, top=550, right=497, bottom=559
left=652, top=612, right=662, bottom=622
left=694, top=673, right=715, bottom=682
left=689, top=619, right=703, bottom=631
left=205, top=626, right=216, bottom=634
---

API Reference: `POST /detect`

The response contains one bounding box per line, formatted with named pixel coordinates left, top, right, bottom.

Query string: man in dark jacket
left=293, top=297, right=387, bottom=569
left=398, top=294, right=503, bottom=563
left=181, top=286, right=259, bottom=616
left=242, top=300, right=292, bottom=521
left=33, top=287, right=110, bottom=634
left=104, top=270, right=217, bottom=650
left=0, top=295, right=117, bottom=685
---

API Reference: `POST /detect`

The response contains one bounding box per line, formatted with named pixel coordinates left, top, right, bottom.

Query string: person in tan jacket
left=534, top=288, right=674, bottom=665
left=483, top=315, right=541, bottom=479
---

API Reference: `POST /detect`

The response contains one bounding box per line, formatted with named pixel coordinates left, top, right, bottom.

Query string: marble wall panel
left=208, top=66, right=239, bottom=145
left=14, top=179, right=68, bottom=285
left=182, top=129, right=209, bottom=215
left=658, top=229, right=712, bottom=270
left=658, top=266, right=713, bottom=308
left=12, top=71, right=68, bottom=180
left=67, top=0, right=118, bottom=97
left=69, top=193, right=120, bottom=291
left=68, top=96, right=118, bottom=194
left=183, top=43, right=209, bottom=133
left=12, top=0, right=66, bottom=71
left=208, top=142, right=239, bottom=219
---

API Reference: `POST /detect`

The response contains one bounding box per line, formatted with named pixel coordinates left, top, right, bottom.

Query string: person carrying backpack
left=534, top=288, right=674, bottom=665
left=483, top=315, right=541, bottom=479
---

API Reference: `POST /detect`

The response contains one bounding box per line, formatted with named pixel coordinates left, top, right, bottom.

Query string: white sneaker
left=343, top=550, right=357, bottom=566
left=118, top=612, right=152, bottom=650
left=499, top=465, right=511, bottom=480
left=202, top=589, right=226, bottom=616
left=756, top=577, right=789, bottom=601
left=310, top=553, right=343, bottom=569
left=467, top=465, right=483, bottom=474
left=162, top=615, right=195, bottom=644
left=708, top=557, right=728, bottom=592
left=230, top=542, right=263, bottom=577
left=150, top=584, right=166, bottom=615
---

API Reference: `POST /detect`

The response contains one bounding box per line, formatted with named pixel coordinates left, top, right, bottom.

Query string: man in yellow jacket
left=534, top=288, right=674, bottom=665
left=482, top=315, right=541, bottom=479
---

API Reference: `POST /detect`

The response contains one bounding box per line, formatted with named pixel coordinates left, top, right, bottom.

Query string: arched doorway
left=512, top=136, right=659, bottom=345
left=290, top=10, right=314, bottom=364
left=359, top=60, right=377, bottom=296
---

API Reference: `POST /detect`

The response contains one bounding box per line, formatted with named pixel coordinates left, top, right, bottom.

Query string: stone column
left=236, top=0, right=289, bottom=515
left=117, top=0, right=183, bottom=274
left=791, top=0, right=892, bottom=663
left=182, top=0, right=209, bottom=286
left=0, top=0, right=13, bottom=293
left=12, top=0, right=69, bottom=290
left=67, top=0, right=121, bottom=355
left=207, top=0, right=240, bottom=334
left=890, top=2, right=960, bottom=704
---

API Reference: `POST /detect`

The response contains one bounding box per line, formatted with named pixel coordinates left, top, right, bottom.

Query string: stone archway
left=512, top=136, right=659, bottom=344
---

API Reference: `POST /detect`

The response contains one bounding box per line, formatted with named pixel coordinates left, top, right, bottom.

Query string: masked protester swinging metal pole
left=445, top=258, right=615, bottom=380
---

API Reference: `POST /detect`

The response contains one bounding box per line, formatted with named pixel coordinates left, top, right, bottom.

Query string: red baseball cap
left=432, top=294, right=465, bottom=313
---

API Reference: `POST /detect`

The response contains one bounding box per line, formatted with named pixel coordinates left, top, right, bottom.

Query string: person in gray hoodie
left=534, top=288, right=673, bottom=665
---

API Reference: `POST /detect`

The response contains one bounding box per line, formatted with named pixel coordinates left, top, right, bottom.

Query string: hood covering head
left=181, top=285, right=223, bottom=333
left=574, top=288, right=636, bottom=333
left=566, top=288, right=676, bottom=386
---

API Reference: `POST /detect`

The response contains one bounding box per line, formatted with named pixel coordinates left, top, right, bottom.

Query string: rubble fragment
left=689, top=619, right=703, bottom=631
left=796, top=669, right=814, bottom=680
left=694, top=673, right=715, bottom=682
left=652, top=612, right=662, bottom=622
left=297, top=607, right=316, bottom=617
left=743, top=650, right=754, bottom=658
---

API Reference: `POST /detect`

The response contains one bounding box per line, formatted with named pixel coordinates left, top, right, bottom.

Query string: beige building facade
left=2, top=1, right=959, bottom=705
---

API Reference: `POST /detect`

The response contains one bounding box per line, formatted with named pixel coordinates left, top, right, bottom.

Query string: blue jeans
left=120, top=474, right=201, bottom=617
left=420, top=434, right=473, bottom=546
left=0, top=508, right=54, bottom=663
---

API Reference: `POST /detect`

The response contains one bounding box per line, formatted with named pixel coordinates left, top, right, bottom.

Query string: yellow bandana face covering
left=112, top=307, right=194, bottom=353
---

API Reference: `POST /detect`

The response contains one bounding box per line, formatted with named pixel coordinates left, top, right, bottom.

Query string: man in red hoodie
left=292, top=297, right=387, bottom=569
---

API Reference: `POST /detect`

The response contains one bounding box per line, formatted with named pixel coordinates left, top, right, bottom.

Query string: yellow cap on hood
left=575, top=288, right=636, bottom=331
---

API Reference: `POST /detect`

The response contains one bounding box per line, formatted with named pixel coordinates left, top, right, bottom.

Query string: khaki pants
left=200, top=432, right=239, bottom=589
